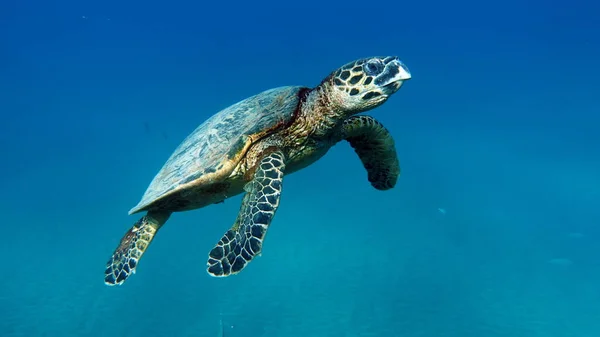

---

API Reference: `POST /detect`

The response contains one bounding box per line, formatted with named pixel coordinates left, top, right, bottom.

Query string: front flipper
left=207, top=150, right=286, bottom=277
left=104, top=211, right=170, bottom=285
left=341, top=115, right=400, bottom=190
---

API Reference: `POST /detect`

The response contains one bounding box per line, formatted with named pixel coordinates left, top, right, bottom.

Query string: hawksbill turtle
left=105, top=56, right=411, bottom=285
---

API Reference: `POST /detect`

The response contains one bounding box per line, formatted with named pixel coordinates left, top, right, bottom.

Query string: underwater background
left=1, top=0, right=599, bottom=336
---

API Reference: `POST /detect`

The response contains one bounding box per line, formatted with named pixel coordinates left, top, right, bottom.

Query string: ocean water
left=1, top=0, right=599, bottom=336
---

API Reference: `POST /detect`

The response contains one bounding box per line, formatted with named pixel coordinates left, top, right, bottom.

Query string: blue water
left=1, top=0, right=599, bottom=336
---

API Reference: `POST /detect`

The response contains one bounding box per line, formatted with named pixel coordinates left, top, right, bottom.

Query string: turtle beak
left=376, top=57, right=411, bottom=92
left=395, top=60, right=412, bottom=81
left=378, top=58, right=411, bottom=94
left=384, top=58, right=411, bottom=84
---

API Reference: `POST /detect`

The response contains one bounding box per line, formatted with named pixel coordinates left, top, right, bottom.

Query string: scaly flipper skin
left=104, top=211, right=171, bottom=285
left=341, top=115, right=400, bottom=190
left=207, top=150, right=286, bottom=277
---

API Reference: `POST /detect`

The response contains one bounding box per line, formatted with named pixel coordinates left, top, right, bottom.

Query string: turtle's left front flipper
left=341, top=115, right=400, bottom=190
left=207, top=150, right=286, bottom=277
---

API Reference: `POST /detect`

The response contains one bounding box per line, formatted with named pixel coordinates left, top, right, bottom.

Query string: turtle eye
left=364, top=60, right=384, bottom=76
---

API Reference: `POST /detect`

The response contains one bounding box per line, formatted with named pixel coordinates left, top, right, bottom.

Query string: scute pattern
left=207, top=151, right=285, bottom=277
left=129, top=86, right=303, bottom=214
left=332, top=56, right=400, bottom=96
left=104, top=215, right=158, bottom=285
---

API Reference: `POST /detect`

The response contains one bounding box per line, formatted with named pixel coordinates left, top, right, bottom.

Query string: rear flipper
left=104, top=211, right=170, bottom=285
left=207, top=150, right=286, bottom=277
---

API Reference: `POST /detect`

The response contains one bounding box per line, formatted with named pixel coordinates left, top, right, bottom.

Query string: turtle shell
left=129, top=86, right=305, bottom=215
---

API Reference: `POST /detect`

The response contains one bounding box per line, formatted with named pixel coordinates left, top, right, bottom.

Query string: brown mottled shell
left=128, top=86, right=304, bottom=215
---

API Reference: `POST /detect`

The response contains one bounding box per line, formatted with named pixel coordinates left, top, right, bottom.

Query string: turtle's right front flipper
left=341, top=115, right=400, bottom=190
left=104, top=211, right=170, bottom=285
left=207, top=150, right=286, bottom=277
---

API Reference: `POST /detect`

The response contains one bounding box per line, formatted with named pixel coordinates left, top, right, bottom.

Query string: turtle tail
left=104, top=211, right=171, bottom=286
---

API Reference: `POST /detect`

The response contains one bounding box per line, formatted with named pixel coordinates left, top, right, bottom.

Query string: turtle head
left=326, top=56, right=411, bottom=114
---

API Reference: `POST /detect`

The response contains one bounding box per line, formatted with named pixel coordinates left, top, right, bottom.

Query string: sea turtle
left=104, top=56, right=411, bottom=285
